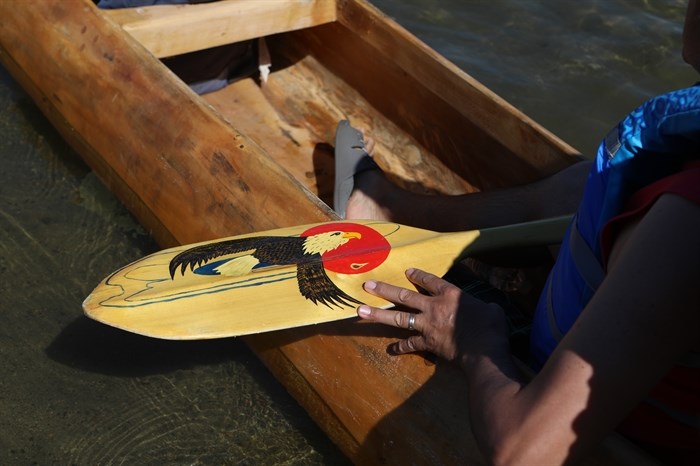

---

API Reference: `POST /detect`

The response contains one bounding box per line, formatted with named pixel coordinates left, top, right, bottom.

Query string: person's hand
left=357, top=268, right=509, bottom=365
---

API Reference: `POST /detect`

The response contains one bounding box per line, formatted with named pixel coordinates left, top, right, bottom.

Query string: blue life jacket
left=530, top=83, right=700, bottom=369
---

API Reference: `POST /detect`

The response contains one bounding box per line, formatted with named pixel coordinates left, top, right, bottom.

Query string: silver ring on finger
left=407, top=313, right=416, bottom=331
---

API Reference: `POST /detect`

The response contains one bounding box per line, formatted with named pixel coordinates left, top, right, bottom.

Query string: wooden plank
left=202, top=78, right=334, bottom=203
left=103, top=0, right=337, bottom=58
left=204, top=54, right=473, bottom=207
left=258, top=53, right=475, bottom=195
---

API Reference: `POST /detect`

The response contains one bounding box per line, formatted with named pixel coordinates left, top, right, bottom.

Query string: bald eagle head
left=302, top=230, right=361, bottom=256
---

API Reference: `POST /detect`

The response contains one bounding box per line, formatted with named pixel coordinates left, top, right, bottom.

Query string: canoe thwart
left=104, top=0, right=338, bottom=58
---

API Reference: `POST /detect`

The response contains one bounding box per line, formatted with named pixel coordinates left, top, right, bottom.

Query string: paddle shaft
left=369, top=215, right=573, bottom=285
left=452, top=214, right=572, bottom=258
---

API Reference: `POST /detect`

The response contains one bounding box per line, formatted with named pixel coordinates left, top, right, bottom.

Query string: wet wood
left=0, top=1, right=657, bottom=465
left=103, top=0, right=337, bottom=58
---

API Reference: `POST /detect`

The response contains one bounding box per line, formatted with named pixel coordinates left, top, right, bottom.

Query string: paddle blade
left=83, top=216, right=571, bottom=340
left=82, top=220, right=467, bottom=339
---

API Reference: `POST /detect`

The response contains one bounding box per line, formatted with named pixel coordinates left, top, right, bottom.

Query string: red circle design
left=301, top=222, right=391, bottom=274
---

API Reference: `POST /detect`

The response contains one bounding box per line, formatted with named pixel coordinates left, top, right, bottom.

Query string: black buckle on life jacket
left=604, top=125, right=622, bottom=160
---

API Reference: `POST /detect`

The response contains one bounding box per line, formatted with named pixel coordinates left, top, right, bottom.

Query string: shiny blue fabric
left=530, top=84, right=700, bottom=370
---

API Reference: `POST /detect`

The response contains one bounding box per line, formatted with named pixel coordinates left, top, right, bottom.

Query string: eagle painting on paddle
left=168, top=223, right=389, bottom=308
left=83, top=220, right=396, bottom=338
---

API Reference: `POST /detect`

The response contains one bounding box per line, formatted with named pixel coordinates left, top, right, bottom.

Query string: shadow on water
left=45, top=316, right=352, bottom=464
left=46, top=316, right=246, bottom=378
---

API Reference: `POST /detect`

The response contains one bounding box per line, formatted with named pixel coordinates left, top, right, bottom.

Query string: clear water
left=0, top=0, right=695, bottom=464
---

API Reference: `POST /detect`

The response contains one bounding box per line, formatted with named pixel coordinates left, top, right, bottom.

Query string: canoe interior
left=151, top=4, right=580, bottom=207
left=206, top=35, right=472, bottom=207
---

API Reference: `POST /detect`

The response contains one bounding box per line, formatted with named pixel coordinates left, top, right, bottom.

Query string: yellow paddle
left=83, top=215, right=571, bottom=339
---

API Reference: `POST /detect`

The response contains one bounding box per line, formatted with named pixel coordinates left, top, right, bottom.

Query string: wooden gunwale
left=0, top=0, right=657, bottom=464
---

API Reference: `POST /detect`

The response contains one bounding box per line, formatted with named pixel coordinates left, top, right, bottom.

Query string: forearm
left=458, top=317, right=589, bottom=466
left=459, top=332, right=536, bottom=465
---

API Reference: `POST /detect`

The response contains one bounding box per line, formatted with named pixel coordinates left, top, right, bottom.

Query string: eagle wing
left=296, top=261, right=363, bottom=308
left=169, top=236, right=303, bottom=278
left=170, top=235, right=361, bottom=309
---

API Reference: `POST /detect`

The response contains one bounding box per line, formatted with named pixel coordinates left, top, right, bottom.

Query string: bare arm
left=358, top=193, right=700, bottom=465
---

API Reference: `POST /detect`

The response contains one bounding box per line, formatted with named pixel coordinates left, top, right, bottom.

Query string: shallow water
left=0, top=0, right=695, bottom=464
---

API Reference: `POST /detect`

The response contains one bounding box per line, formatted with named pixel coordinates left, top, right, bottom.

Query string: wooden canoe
left=0, top=1, right=659, bottom=464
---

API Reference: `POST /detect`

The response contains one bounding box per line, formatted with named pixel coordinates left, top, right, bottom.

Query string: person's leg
left=346, top=159, right=591, bottom=231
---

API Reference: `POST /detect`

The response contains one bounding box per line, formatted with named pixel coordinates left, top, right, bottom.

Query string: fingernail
left=406, top=268, right=415, bottom=276
left=358, top=305, right=371, bottom=317
left=363, top=280, right=376, bottom=291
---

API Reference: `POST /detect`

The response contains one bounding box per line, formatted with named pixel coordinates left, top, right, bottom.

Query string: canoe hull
left=0, top=1, right=654, bottom=464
